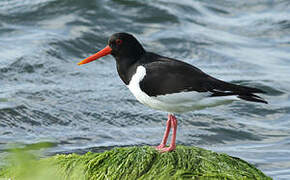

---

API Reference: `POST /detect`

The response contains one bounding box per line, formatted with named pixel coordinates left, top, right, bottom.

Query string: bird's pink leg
left=155, top=114, right=172, bottom=150
left=160, top=114, right=177, bottom=153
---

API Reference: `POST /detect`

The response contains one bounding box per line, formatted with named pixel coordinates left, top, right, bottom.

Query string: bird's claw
left=154, top=144, right=166, bottom=150
left=156, top=145, right=176, bottom=153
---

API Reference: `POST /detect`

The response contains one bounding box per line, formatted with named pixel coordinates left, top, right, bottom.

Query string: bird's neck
left=116, top=57, right=141, bottom=85
left=114, top=47, right=146, bottom=85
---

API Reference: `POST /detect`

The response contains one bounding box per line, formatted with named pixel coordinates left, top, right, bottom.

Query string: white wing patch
left=127, top=66, right=239, bottom=113
left=212, top=89, right=233, bottom=93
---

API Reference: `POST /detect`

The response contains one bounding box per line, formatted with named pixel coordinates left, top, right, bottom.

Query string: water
left=0, top=0, right=290, bottom=179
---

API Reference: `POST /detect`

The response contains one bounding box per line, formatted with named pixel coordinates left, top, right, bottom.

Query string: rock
left=0, top=146, right=271, bottom=180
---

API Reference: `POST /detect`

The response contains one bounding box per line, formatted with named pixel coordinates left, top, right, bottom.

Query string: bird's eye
left=116, top=39, right=122, bottom=45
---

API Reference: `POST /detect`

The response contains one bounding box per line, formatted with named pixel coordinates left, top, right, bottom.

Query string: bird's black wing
left=139, top=54, right=267, bottom=104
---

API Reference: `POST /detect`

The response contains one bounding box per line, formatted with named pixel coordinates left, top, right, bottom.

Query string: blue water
left=0, top=0, right=290, bottom=179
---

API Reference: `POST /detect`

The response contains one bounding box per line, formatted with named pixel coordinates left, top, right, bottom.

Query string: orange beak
left=77, top=45, right=112, bottom=65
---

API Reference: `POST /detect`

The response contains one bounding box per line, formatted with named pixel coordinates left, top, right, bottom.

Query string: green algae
left=0, top=146, right=271, bottom=180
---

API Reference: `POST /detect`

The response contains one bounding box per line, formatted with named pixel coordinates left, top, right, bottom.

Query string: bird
left=77, top=32, right=267, bottom=153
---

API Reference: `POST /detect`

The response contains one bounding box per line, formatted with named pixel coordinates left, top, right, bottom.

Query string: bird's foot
left=158, top=145, right=176, bottom=153
left=155, top=144, right=166, bottom=150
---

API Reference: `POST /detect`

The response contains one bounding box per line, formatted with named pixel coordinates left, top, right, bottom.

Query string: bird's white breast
left=127, top=66, right=239, bottom=113
left=127, top=66, right=154, bottom=107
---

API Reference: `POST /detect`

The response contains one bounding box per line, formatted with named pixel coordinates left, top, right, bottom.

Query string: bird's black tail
left=209, top=79, right=268, bottom=104
left=238, top=94, right=268, bottom=104
left=233, top=84, right=268, bottom=104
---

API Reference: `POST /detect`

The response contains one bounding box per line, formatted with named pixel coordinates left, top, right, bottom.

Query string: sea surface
left=0, top=0, right=290, bottom=179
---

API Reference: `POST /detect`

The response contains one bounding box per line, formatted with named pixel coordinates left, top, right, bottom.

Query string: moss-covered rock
left=0, top=146, right=271, bottom=180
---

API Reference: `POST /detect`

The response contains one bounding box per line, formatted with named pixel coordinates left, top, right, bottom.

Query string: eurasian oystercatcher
left=77, top=32, right=267, bottom=152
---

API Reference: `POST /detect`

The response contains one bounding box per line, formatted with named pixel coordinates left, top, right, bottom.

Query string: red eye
left=116, top=39, right=122, bottom=45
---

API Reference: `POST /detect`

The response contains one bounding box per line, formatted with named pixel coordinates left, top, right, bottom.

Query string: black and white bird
left=78, top=32, right=267, bottom=152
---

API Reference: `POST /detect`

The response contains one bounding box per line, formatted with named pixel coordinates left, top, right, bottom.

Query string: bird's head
left=77, top=32, right=145, bottom=65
